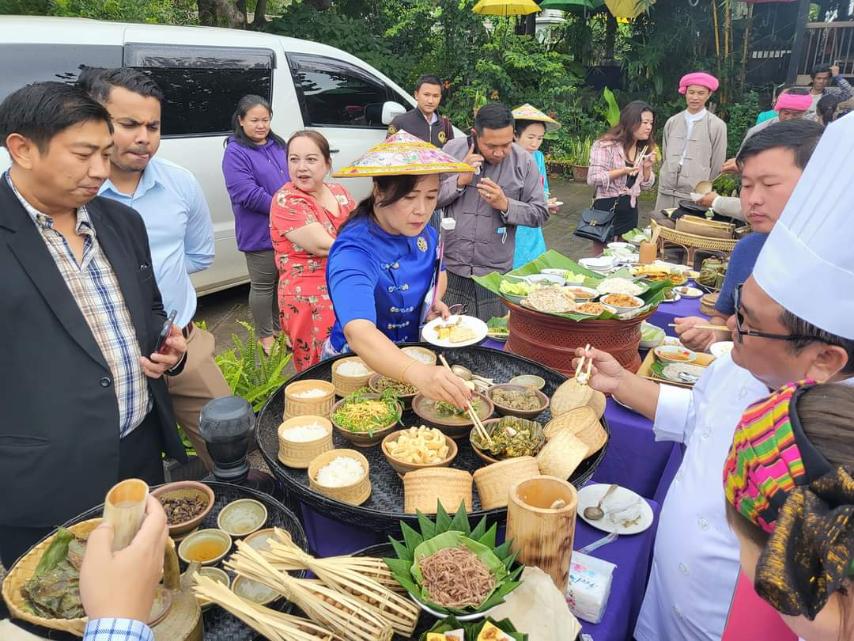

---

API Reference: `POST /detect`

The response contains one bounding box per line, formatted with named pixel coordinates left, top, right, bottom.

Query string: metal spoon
left=583, top=484, right=619, bottom=521
left=450, top=365, right=493, bottom=385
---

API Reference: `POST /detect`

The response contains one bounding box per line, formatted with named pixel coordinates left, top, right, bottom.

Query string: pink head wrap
left=775, top=91, right=812, bottom=113
left=678, top=72, right=720, bottom=95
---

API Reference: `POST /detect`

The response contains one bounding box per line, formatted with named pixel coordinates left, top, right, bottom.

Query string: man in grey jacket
left=438, top=103, right=548, bottom=320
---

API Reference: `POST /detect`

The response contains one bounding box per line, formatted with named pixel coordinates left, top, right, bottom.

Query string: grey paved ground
left=197, top=177, right=655, bottom=355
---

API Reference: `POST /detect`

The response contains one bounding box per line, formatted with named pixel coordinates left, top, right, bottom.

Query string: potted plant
left=568, top=136, right=594, bottom=182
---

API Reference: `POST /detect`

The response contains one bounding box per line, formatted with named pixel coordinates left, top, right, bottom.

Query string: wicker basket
left=401, top=346, right=437, bottom=366
left=551, top=379, right=606, bottom=418
left=473, top=456, right=540, bottom=510
left=277, top=416, right=333, bottom=468
left=537, top=429, right=590, bottom=480
left=308, top=449, right=371, bottom=506
left=403, top=468, right=472, bottom=514
left=544, top=406, right=599, bottom=439
left=2, top=519, right=101, bottom=636
left=331, top=357, right=374, bottom=397
left=283, top=380, right=335, bottom=420
left=504, top=299, right=650, bottom=374
left=651, top=220, right=738, bottom=267
left=700, top=292, right=720, bottom=316
left=675, top=215, right=735, bottom=239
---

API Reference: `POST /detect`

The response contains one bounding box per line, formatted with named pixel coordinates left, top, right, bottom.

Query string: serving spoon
left=583, top=484, right=619, bottom=521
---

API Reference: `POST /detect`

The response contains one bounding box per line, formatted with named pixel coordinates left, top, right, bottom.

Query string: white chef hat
left=753, top=112, right=854, bottom=340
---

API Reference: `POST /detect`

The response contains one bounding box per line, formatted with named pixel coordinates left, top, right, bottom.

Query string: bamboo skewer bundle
left=194, top=575, right=343, bottom=641
left=226, top=542, right=394, bottom=641
left=259, top=533, right=420, bottom=636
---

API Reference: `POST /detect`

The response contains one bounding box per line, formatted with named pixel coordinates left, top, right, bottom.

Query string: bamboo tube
left=506, top=476, right=578, bottom=592
left=102, top=478, right=148, bottom=551
left=225, top=542, right=393, bottom=641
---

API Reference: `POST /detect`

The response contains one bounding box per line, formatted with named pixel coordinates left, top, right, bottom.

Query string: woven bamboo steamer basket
left=536, top=429, right=591, bottom=480
left=283, top=379, right=335, bottom=420
left=544, top=406, right=598, bottom=439
left=401, top=346, right=437, bottom=366
left=331, top=357, right=374, bottom=397
left=473, top=456, right=540, bottom=510
left=403, top=468, right=472, bottom=514
left=308, top=448, right=371, bottom=506
left=700, top=292, right=719, bottom=317
left=277, top=415, right=334, bottom=468
left=551, top=378, right=606, bottom=418
left=551, top=418, right=609, bottom=455
left=2, top=519, right=101, bottom=635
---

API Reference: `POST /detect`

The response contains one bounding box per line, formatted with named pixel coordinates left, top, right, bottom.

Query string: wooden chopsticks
left=439, top=355, right=493, bottom=446
left=668, top=323, right=729, bottom=331
left=575, top=343, right=593, bottom=385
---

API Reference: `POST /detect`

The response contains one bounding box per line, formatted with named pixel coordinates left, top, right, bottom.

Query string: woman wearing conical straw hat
left=322, top=131, right=474, bottom=407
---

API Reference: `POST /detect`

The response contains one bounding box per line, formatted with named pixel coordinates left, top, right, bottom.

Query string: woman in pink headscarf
left=654, top=71, right=728, bottom=220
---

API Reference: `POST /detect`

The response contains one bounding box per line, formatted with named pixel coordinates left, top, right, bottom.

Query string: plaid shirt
left=587, top=139, right=656, bottom=207
left=84, top=618, right=153, bottom=641
left=7, top=174, right=150, bottom=437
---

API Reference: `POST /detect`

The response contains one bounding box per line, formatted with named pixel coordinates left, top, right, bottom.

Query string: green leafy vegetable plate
left=384, top=503, right=523, bottom=617
left=421, top=616, right=528, bottom=640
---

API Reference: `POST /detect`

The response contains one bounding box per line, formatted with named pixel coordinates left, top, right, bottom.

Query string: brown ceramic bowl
left=367, top=373, right=418, bottom=409
left=469, top=417, right=546, bottom=464
left=330, top=394, right=402, bottom=448
left=152, top=481, right=215, bottom=537
left=411, top=392, right=495, bottom=440
left=381, top=428, right=458, bottom=475
left=488, top=384, right=550, bottom=420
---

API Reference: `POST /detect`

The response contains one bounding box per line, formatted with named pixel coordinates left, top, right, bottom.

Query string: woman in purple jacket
left=222, top=95, right=289, bottom=354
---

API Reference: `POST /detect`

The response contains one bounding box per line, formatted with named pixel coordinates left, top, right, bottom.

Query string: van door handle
left=330, top=149, right=340, bottom=154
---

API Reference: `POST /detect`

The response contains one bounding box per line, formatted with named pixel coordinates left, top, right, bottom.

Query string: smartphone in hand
left=154, top=310, right=178, bottom=354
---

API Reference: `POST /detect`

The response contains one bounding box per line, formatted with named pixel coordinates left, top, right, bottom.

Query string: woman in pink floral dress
left=270, top=130, right=355, bottom=371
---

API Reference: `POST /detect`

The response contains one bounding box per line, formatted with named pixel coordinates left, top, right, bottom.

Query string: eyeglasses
left=733, top=284, right=816, bottom=344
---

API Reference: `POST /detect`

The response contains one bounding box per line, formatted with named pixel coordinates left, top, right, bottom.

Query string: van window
left=0, top=44, right=122, bottom=102
left=124, top=44, right=275, bottom=138
left=287, top=53, right=396, bottom=128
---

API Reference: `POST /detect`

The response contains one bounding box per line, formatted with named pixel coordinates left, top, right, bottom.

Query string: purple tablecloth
left=649, top=295, right=705, bottom=336
left=299, top=497, right=660, bottom=641
left=592, top=400, right=682, bottom=499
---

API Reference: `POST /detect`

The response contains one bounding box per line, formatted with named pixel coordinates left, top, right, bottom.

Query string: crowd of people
left=0, top=58, right=853, bottom=641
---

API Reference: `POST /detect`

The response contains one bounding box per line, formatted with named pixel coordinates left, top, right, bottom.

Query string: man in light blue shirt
left=85, top=68, right=230, bottom=471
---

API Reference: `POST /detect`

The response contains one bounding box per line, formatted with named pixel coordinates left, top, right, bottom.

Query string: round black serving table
left=8, top=481, right=307, bottom=641
left=257, top=344, right=609, bottom=536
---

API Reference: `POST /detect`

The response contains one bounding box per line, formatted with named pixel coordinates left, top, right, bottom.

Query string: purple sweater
left=222, top=138, right=289, bottom=252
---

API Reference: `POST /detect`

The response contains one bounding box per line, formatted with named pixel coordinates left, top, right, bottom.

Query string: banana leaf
left=33, top=528, right=74, bottom=577
left=421, top=616, right=527, bottom=640
left=474, top=250, right=669, bottom=322
left=410, top=531, right=507, bottom=611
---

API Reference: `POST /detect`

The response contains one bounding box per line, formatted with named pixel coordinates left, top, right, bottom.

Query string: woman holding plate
left=323, top=131, right=474, bottom=407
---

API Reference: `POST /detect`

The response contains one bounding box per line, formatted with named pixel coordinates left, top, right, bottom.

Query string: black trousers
left=0, top=411, right=165, bottom=569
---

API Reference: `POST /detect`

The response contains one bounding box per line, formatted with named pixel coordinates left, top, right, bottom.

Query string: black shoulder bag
left=573, top=199, right=618, bottom=244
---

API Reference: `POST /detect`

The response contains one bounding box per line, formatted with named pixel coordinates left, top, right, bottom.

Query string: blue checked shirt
left=83, top=618, right=153, bottom=641
left=7, top=174, right=150, bottom=437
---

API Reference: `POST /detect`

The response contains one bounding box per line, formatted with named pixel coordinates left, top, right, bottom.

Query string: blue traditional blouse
left=327, top=214, right=439, bottom=351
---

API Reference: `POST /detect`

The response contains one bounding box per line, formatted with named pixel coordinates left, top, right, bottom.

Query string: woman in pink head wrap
left=653, top=70, right=728, bottom=220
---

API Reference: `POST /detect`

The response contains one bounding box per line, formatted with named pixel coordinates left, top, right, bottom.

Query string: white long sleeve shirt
left=634, top=354, right=769, bottom=641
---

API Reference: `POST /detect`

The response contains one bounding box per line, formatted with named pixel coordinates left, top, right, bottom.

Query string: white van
left=0, top=16, right=413, bottom=294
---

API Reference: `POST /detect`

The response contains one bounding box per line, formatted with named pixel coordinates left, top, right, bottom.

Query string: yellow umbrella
left=473, top=0, right=541, bottom=16
left=604, top=0, right=654, bottom=19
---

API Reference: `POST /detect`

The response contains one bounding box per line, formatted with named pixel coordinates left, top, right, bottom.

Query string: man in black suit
left=0, top=82, right=188, bottom=567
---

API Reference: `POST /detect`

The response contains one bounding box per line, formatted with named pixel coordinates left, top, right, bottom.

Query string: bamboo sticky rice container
left=403, top=467, right=472, bottom=514
left=544, top=406, right=598, bottom=439
left=506, top=475, right=578, bottom=592
left=284, top=380, right=335, bottom=419
left=551, top=378, right=606, bottom=418
left=536, top=428, right=590, bottom=480
left=277, top=415, right=333, bottom=468
left=332, top=357, right=374, bottom=397
left=473, top=456, right=540, bottom=510
left=308, top=449, right=371, bottom=506
left=103, top=477, right=148, bottom=551
left=401, top=346, right=437, bottom=366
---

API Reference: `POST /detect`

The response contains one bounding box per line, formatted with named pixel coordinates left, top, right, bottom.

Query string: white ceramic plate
left=709, top=341, right=734, bottom=358
left=409, top=593, right=491, bottom=621
left=654, top=345, right=697, bottom=364
left=578, top=484, right=654, bottom=535
left=525, top=273, right=566, bottom=287
left=674, top=286, right=703, bottom=298
left=661, top=292, right=682, bottom=303
left=422, top=315, right=488, bottom=348
left=579, top=256, right=616, bottom=271
left=661, top=363, right=706, bottom=384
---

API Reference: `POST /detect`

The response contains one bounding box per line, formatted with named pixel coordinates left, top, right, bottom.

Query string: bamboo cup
left=505, top=475, right=578, bottom=592
left=103, top=478, right=149, bottom=551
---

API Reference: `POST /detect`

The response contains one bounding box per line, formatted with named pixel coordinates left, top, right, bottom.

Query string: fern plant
left=213, top=321, right=292, bottom=412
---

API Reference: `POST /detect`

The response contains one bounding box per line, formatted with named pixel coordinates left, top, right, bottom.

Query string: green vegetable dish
left=331, top=388, right=401, bottom=434
left=472, top=417, right=545, bottom=458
